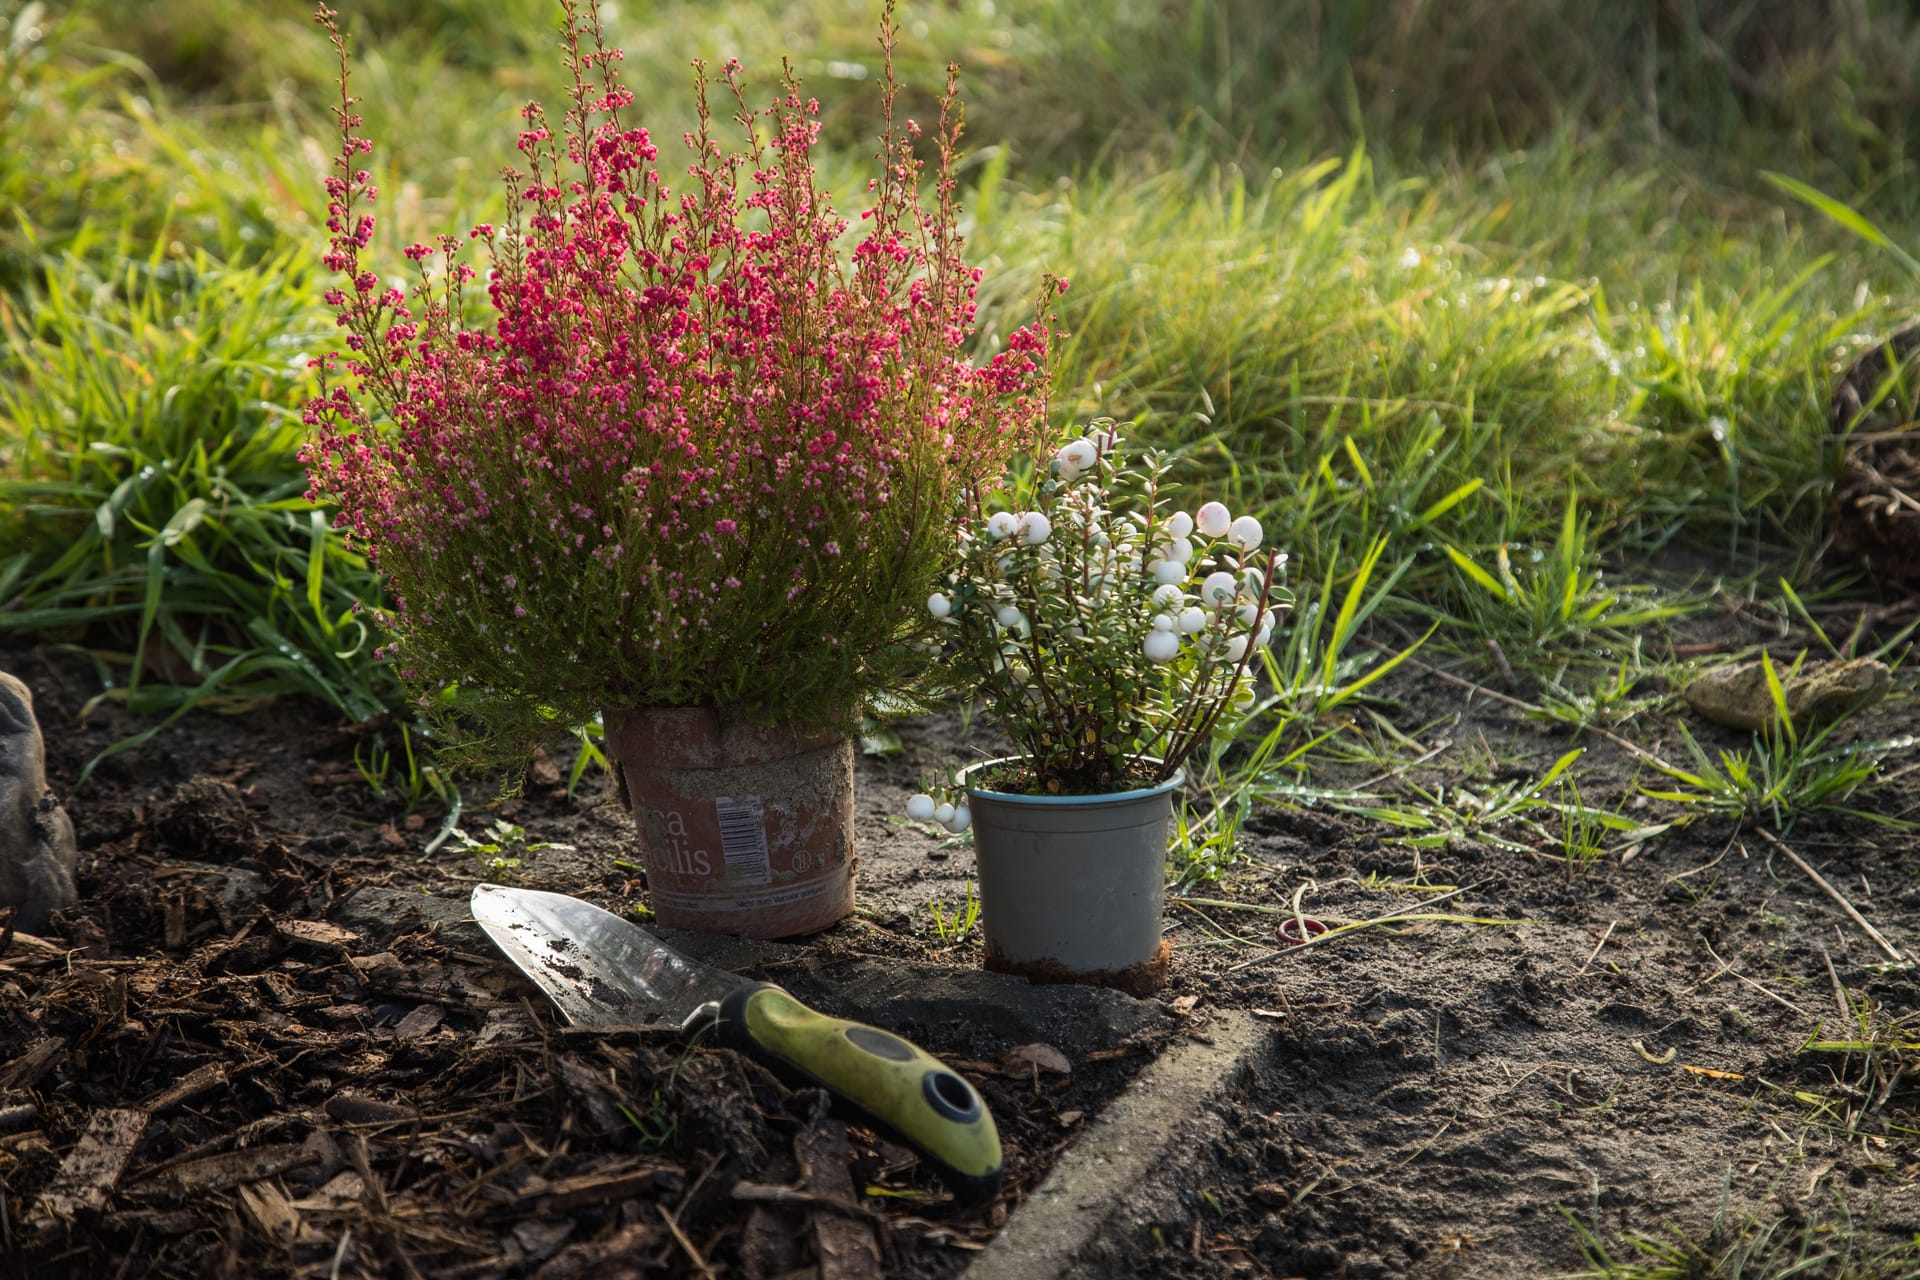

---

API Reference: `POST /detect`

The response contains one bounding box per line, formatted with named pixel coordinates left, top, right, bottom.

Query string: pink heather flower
left=302, top=1, right=1054, bottom=724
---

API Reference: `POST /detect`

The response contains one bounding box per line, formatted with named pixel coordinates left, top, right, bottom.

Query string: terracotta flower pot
left=962, top=758, right=1181, bottom=996
left=603, top=708, right=856, bottom=938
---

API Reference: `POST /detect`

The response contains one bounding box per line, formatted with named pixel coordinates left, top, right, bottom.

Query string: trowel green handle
left=714, top=982, right=1002, bottom=1202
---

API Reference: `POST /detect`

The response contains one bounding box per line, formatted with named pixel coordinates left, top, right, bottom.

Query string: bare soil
left=5, top=599, right=1920, bottom=1278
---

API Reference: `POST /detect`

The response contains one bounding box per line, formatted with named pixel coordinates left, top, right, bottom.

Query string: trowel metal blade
left=470, top=884, right=742, bottom=1027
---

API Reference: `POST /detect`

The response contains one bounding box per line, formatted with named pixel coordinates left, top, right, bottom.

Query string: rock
left=0, top=671, right=78, bottom=933
left=1682, top=657, right=1891, bottom=733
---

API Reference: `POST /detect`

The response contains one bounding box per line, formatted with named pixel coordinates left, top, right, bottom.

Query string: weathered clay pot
left=603, top=708, right=855, bottom=938
left=962, top=758, right=1181, bottom=996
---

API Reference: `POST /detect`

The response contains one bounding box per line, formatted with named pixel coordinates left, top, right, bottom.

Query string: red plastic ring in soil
left=1278, top=916, right=1327, bottom=945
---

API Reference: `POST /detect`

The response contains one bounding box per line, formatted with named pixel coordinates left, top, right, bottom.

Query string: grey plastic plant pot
left=961, top=758, right=1183, bottom=996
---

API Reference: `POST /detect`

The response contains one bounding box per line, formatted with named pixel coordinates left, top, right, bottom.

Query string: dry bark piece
left=512, top=1217, right=575, bottom=1261
left=533, top=1222, right=655, bottom=1280
left=552, top=1056, right=628, bottom=1134
left=740, top=1202, right=807, bottom=1280
left=141, top=1062, right=228, bottom=1113
left=497, top=1166, right=675, bottom=1215
left=238, top=1179, right=301, bottom=1244
left=291, top=1170, right=366, bottom=1213
left=0, top=1035, right=66, bottom=1091
left=528, top=747, right=564, bottom=789
left=33, top=1107, right=149, bottom=1221
left=323, top=1093, right=415, bottom=1125
left=129, top=1142, right=318, bottom=1199
left=1001, top=1042, right=1072, bottom=1076
left=795, top=1120, right=885, bottom=1280
left=392, top=1002, right=446, bottom=1041
left=276, top=919, right=361, bottom=949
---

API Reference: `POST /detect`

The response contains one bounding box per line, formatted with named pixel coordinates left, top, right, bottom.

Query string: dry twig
left=1576, top=921, right=1618, bottom=976
left=1227, top=885, right=1480, bottom=973
left=1756, top=827, right=1904, bottom=962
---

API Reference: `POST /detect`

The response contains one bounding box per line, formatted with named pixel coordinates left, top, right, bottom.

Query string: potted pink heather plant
left=907, top=420, right=1287, bottom=993
left=302, top=2, right=1052, bottom=937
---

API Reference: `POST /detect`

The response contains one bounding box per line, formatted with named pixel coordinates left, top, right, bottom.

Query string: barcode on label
left=714, top=795, right=771, bottom=885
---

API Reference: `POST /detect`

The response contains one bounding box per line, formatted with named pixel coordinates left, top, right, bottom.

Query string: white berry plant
left=909, top=417, right=1288, bottom=826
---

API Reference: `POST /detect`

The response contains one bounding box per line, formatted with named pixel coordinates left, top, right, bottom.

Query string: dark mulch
left=0, top=645, right=1168, bottom=1280
left=9, top=578, right=1920, bottom=1278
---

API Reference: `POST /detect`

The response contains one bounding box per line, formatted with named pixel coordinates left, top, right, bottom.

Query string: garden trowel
left=469, top=883, right=1001, bottom=1200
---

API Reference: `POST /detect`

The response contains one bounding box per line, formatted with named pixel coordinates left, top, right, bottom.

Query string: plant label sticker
left=714, top=795, right=772, bottom=885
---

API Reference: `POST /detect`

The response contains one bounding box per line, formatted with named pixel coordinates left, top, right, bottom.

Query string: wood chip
left=277, top=919, right=360, bottom=949
left=740, top=1202, right=805, bottom=1280
left=0, top=1036, right=66, bottom=1092
left=498, top=1166, right=672, bottom=1215
left=392, top=1003, right=446, bottom=1042
left=0, top=931, right=65, bottom=960
left=129, top=1141, right=318, bottom=1199
left=1001, top=1042, right=1071, bottom=1076
left=142, top=1062, right=227, bottom=1114
left=532, top=1222, right=654, bottom=1280
left=529, top=748, right=563, bottom=789
left=238, top=1180, right=301, bottom=1245
left=796, top=1121, right=884, bottom=1280
left=511, top=1217, right=575, bottom=1262
left=291, top=1170, right=365, bottom=1214
left=552, top=1057, right=626, bottom=1134
left=34, top=1107, right=149, bottom=1221
left=323, top=1093, right=415, bottom=1126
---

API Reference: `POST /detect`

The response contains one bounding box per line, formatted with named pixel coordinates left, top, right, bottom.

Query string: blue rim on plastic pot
left=959, top=757, right=1185, bottom=805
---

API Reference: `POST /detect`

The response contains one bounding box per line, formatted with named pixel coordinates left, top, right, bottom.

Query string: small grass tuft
left=1563, top=1189, right=1920, bottom=1280
left=926, top=879, right=981, bottom=946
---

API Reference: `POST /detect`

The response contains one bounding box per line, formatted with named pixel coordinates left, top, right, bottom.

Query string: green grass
left=1564, top=1192, right=1920, bottom=1280
left=0, top=243, right=397, bottom=769
left=2, top=0, right=1917, bottom=821
left=926, top=879, right=981, bottom=945
left=974, top=150, right=1897, bottom=569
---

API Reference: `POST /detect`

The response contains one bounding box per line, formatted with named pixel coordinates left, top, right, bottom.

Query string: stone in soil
left=0, top=668, right=77, bottom=932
